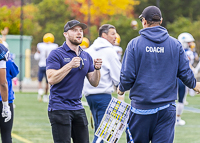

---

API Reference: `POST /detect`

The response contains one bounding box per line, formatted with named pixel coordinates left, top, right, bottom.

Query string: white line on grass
left=184, top=106, right=200, bottom=113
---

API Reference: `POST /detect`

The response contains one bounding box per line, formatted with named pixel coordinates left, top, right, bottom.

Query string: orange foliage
left=65, top=0, right=139, bottom=26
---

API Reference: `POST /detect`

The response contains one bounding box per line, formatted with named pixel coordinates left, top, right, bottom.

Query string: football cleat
left=176, top=118, right=186, bottom=126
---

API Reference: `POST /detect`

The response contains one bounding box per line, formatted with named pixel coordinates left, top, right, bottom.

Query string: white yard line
left=184, top=106, right=200, bottom=113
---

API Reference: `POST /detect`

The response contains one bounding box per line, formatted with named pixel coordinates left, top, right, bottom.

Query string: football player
left=34, top=33, right=58, bottom=102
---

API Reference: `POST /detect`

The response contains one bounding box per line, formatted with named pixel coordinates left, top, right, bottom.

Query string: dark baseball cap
left=139, top=6, right=162, bottom=21
left=64, top=20, right=87, bottom=32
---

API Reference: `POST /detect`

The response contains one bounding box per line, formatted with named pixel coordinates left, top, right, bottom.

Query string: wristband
left=2, top=101, right=8, bottom=107
left=94, top=66, right=101, bottom=70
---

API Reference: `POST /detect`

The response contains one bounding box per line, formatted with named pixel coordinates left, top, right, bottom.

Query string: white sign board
left=95, top=97, right=131, bottom=143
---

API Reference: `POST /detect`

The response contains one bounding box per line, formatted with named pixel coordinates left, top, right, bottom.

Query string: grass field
left=11, top=92, right=200, bottom=143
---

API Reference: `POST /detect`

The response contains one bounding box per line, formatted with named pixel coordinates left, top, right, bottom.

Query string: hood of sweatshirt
left=90, top=37, right=113, bottom=50
left=139, top=26, right=169, bottom=43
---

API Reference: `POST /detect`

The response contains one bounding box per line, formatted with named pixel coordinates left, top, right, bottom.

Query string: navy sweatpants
left=0, top=103, right=14, bottom=143
left=86, top=94, right=112, bottom=143
left=127, top=104, right=176, bottom=143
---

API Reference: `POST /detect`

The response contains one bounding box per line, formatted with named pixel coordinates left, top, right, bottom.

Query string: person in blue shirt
left=46, top=20, right=102, bottom=143
left=117, top=6, right=200, bottom=143
left=0, top=43, right=18, bottom=143
left=0, top=56, right=19, bottom=143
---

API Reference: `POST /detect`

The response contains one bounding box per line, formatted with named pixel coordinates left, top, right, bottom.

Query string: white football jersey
left=185, top=49, right=194, bottom=65
left=113, top=46, right=123, bottom=61
left=34, top=42, right=58, bottom=67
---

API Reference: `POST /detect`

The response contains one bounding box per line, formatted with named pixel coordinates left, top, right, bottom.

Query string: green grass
left=12, top=92, right=200, bottom=143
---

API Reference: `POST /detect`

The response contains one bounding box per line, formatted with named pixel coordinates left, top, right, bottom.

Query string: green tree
left=32, top=0, right=41, bottom=4
left=167, top=17, right=192, bottom=38
left=134, top=0, right=200, bottom=26
left=167, top=17, right=200, bottom=54
left=101, top=15, right=142, bottom=52
left=34, top=0, right=74, bottom=47
left=0, top=5, right=41, bottom=40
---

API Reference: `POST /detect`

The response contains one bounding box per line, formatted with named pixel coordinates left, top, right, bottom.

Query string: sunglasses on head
left=139, top=14, right=144, bottom=22
left=139, top=17, right=143, bottom=22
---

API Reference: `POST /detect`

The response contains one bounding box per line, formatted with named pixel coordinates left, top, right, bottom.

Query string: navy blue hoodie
left=119, top=26, right=196, bottom=110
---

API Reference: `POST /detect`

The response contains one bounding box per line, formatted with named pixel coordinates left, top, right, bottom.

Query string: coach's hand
left=70, top=57, right=81, bottom=68
left=2, top=101, right=11, bottom=122
left=193, top=82, right=200, bottom=94
left=94, top=58, right=102, bottom=70
left=117, top=86, right=124, bottom=95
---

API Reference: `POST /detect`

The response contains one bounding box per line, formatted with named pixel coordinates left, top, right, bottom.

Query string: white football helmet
left=178, top=33, right=195, bottom=49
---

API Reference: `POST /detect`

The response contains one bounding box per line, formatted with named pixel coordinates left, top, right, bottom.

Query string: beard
left=68, top=36, right=82, bottom=46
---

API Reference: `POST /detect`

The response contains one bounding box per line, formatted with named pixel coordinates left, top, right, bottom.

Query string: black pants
left=0, top=103, right=14, bottom=143
left=48, top=109, right=89, bottom=143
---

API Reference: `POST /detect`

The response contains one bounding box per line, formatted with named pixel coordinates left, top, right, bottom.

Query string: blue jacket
left=0, top=59, right=19, bottom=103
left=119, top=26, right=196, bottom=110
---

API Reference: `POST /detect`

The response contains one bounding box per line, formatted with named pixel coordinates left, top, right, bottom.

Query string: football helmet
left=80, top=37, right=90, bottom=49
left=43, top=33, right=55, bottom=43
left=115, top=33, right=121, bottom=46
left=178, top=33, right=195, bottom=49
left=131, top=20, right=138, bottom=30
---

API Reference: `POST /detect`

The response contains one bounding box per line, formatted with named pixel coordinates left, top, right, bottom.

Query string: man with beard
left=83, top=24, right=121, bottom=143
left=46, top=20, right=102, bottom=143
left=34, top=33, right=58, bottom=102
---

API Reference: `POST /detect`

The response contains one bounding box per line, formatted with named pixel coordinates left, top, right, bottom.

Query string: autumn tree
left=65, top=0, right=140, bottom=48
left=34, top=0, right=74, bottom=46
left=0, top=4, right=40, bottom=36
left=66, top=0, right=139, bottom=26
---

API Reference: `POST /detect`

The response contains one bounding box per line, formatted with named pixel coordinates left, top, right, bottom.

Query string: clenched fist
left=94, top=58, right=102, bottom=70
left=117, top=86, right=124, bottom=95
left=70, top=57, right=81, bottom=68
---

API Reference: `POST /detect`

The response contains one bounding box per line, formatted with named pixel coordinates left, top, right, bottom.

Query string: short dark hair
left=146, top=15, right=161, bottom=26
left=99, top=24, right=115, bottom=37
